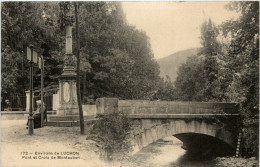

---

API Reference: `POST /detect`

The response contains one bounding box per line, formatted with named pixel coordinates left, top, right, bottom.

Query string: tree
left=76, top=2, right=161, bottom=100
left=1, top=2, right=63, bottom=97
left=1, top=46, right=28, bottom=95
left=173, top=2, right=259, bottom=157
left=174, top=19, right=223, bottom=102
left=74, top=2, right=84, bottom=134
left=152, top=76, right=176, bottom=101
left=2, top=2, right=164, bottom=107
left=174, top=55, right=206, bottom=101
left=199, top=19, right=222, bottom=101
left=221, top=1, right=259, bottom=157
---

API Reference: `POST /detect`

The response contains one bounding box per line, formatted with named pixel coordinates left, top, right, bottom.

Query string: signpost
left=26, top=45, right=44, bottom=134
left=40, top=56, right=44, bottom=128
left=28, top=45, right=34, bottom=135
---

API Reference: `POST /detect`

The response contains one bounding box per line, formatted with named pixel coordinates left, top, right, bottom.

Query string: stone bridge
left=96, top=98, right=241, bottom=156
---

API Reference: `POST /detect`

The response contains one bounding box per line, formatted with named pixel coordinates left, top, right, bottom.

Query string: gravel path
left=1, top=120, right=106, bottom=167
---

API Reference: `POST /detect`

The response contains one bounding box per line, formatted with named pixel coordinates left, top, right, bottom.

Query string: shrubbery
left=86, top=112, right=132, bottom=161
left=216, top=157, right=259, bottom=167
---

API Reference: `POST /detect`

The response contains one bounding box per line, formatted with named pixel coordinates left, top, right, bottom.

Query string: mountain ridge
left=157, top=48, right=199, bottom=82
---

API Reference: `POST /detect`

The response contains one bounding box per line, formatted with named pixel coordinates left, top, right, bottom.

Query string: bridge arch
left=174, top=133, right=235, bottom=156
left=95, top=98, right=240, bottom=156
left=131, top=119, right=237, bottom=155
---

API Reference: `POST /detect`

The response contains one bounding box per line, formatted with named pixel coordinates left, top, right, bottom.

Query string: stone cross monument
left=57, top=26, right=78, bottom=115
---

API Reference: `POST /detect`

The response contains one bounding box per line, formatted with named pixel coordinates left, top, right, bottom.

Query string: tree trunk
left=74, top=2, right=84, bottom=134
left=83, top=72, right=87, bottom=103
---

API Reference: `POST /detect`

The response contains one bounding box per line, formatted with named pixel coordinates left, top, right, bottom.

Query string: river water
left=132, top=136, right=219, bottom=167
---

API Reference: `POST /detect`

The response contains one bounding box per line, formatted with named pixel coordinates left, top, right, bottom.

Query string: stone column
left=66, top=26, right=73, bottom=54
left=57, top=26, right=78, bottom=115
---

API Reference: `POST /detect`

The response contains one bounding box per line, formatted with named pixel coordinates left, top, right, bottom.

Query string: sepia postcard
left=1, top=1, right=259, bottom=167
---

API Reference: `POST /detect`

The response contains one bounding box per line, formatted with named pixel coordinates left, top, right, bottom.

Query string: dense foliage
left=174, top=2, right=259, bottom=157
left=1, top=2, right=166, bottom=102
left=1, top=2, right=64, bottom=98
left=87, top=112, right=132, bottom=161
left=153, top=76, right=176, bottom=101
left=222, top=2, right=259, bottom=157
left=216, top=157, right=259, bottom=167
left=76, top=2, right=161, bottom=101
left=175, top=55, right=205, bottom=101
left=175, top=19, right=222, bottom=102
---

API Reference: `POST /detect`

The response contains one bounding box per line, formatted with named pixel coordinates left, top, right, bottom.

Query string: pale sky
left=121, top=1, right=239, bottom=59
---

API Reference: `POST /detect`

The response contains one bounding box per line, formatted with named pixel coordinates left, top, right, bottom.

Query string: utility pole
left=74, top=2, right=84, bottom=134
left=40, top=56, right=44, bottom=127
left=28, top=45, right=34, bottom=135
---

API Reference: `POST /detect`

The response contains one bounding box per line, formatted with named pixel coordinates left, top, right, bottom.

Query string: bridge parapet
left=119, top=100, right=239, bottom=115
left=96, top=98, right=239, bottom=116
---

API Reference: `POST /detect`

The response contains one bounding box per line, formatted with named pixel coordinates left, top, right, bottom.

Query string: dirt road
left=1, top=120, right=106, bottom=167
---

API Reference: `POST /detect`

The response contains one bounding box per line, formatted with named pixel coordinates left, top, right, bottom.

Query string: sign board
left=26, top=47, right=30, bottom=60
left=26, top=47, right=38, bottom=64
left=38, top=56, right=41, bottom=69
left=33, top=51, right=38, bottom=64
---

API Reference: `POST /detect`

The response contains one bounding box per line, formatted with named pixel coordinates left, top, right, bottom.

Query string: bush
left=216, top=157, right=259, bottom=167
left=241, top=115, right=259, bottom=158
left=86, top=112, right=132, bottom=161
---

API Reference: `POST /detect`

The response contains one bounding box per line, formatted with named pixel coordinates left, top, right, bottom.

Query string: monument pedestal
left=57, top=65, right=78, bottom=115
